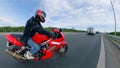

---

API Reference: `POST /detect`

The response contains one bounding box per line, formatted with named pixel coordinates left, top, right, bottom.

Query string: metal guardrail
left=105, top=34, right=120, bottom=49
left=107, top=35, right=120, bottom=40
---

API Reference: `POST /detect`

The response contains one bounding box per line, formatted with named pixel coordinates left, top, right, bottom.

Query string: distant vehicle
left=87, top=27, right=95, bottom=35
left=96, top=31, right=100, bottom=34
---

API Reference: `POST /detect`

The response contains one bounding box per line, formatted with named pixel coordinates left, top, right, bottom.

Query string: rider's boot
left=24, top=51, right=35, bottom=59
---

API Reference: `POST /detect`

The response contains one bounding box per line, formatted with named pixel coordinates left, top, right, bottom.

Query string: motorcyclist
left=20, top=10, right=55, bottom=59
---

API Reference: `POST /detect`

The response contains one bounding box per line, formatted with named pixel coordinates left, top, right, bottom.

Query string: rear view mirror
left=52, top=28, right=62, bottom=32
left=52, top=28, right=59, bottom=32
left=59, top=28, right=62, bottom=32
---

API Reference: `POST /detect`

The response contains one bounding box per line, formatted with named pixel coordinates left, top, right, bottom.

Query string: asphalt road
left=0, top=33, right=101, bottom=68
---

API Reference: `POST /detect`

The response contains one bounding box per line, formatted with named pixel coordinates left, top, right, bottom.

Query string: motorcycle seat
left=11, top=34, right=28, bottom=46
left=11, top=34, right=23, bottom=42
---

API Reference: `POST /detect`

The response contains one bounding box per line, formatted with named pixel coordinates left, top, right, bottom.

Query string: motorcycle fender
left=41, top=51, right=53, bottom=60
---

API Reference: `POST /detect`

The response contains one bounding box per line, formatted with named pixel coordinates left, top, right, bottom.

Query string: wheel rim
left=59, top=47, right=66, bottom=53
left=58, top=45, right=68, bottom=54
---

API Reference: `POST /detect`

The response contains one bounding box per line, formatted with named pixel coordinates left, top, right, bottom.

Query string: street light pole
left=109, top=0, right=117, bottom=36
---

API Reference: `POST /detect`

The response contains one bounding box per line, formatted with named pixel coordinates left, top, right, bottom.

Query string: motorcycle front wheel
left=55, top=44, right=68, bottom=55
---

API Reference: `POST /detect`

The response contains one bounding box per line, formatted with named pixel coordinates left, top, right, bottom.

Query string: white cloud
left=0, top=16, right=23, bottom=26
left=41, top=0, right=120, bottom=32
left=41, top=0, right=73, bottom=18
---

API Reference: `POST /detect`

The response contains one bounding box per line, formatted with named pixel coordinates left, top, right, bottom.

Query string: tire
left=55, top=44, right=68, bottom=55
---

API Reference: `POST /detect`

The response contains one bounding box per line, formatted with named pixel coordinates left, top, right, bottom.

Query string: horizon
left=0, top=26, right=117, bottom=33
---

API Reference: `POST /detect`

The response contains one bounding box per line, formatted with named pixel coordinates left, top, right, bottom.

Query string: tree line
left=109, top=32, right=120, bottom=36
left=0, top=26, right=85, bottom=32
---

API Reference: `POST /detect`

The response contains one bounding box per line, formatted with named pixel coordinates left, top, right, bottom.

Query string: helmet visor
left=41, top=12, right=46, bottom=18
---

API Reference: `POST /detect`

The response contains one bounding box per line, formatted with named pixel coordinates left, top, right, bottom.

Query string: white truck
left=87, top=27, right=95, bottom=35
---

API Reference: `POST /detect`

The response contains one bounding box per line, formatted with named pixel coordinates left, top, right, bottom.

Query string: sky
left=0, top=0, right=120, bottom=32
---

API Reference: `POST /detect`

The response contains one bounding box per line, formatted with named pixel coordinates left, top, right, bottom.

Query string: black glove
left=48, top=32, right=56, bottom=38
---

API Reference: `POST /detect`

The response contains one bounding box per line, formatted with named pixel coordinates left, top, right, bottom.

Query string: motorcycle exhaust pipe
left=5, top=49, right=27, bottom=60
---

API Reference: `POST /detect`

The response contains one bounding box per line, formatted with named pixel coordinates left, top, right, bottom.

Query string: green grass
left=106, top=35, right=120, bottom=47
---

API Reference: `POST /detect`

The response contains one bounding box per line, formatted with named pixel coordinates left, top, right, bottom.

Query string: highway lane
left=0, top=33, right=101, bottom=68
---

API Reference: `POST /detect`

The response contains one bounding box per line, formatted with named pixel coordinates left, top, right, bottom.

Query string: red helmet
left=35, top=10, right=46, bottom=23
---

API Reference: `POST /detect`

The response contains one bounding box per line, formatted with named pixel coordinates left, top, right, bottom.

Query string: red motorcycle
left=5, top=28, right=68, bottom=62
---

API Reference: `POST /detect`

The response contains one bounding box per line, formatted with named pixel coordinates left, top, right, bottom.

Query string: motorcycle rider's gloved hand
left=48, top=32, right=56, bottom=38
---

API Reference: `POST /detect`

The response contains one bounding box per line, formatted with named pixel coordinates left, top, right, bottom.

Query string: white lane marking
left=97, top=35, right=105, bottom=68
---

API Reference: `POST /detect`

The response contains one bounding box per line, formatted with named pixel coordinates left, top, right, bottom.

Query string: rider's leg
left=25, top=38, right=41, bottom=59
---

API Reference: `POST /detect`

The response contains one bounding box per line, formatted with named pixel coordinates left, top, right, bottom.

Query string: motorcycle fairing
left=5, top=34, right=23, bottom=46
